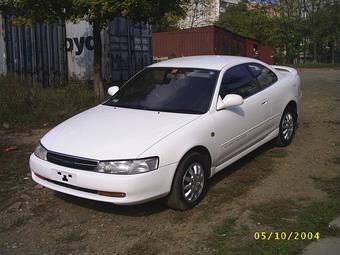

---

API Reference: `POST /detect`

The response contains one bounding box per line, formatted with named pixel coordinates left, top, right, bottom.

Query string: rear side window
left=247, top=63, right=278, bottom=89
left=219, top=65, right=259, bottom=99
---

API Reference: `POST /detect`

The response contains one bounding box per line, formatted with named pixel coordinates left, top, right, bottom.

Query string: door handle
left=261, top=100, right=268, bottom=105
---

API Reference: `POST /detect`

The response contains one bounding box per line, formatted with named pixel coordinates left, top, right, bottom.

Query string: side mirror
left=217, top=94, right=243, bottom=111
left=108, top=86, right=119, bottom=96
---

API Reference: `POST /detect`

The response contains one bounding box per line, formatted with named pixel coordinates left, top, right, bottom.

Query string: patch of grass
left=0, top=76, right=98, bottom=129
left=195, top=145, right=274, bottom=225
left=251, top=199, right=300, bottom=230
left=207, top=155, right=273, bottom=206
left=235, top=239, right=304, bottom=255
left=296, top=200, right=340, bottom=235
left=201, top=216, right=240, bottom=254
left=200, top=177, right=340, bottom=255
left=251, top=199, right=340, bottom=236
left=313, top=177, right=340, bottom=199
left=213, top=217, right=238, bottom=238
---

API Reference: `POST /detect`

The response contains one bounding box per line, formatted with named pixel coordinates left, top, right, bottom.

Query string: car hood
left=41, top=105, right=200, bottom=160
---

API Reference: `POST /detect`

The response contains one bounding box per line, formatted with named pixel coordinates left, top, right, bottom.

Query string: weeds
left=200, top=177, right=340, bottom=255
left=0, top=76, right=98, bottom=129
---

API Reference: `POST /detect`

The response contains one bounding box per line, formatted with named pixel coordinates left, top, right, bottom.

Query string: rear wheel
left=276, top=107, right=297, bottom=147
left=166, top=152, right=208, bottom=210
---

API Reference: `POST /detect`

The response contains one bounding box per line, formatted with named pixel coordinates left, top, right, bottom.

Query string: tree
left=217, top=1, right=304, bottom=63
left=304, top=0, right=340, bottom=63
left=152, top=11, right=186, bottom=32
left=0, top=0, right=188, bottom=99
left=180, top=0, right=215, bottom=28
left=216, top=2, right=273, bottom=43
left=321, top=1, right=340, bottom=63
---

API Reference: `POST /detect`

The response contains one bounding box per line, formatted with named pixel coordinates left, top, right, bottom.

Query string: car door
left=246, top=62, right=279, bottom=132
left=212, top=64, right=272, bottom=166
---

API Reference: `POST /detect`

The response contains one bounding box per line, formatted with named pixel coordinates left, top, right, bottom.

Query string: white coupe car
left=30, top=56, right=302, bottom=210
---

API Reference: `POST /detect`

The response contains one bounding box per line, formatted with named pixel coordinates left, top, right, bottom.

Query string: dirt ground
left=0, top=69, right=339, bottom=255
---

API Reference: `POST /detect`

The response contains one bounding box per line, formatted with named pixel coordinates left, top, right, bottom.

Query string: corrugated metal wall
left=3, top=15, right=67, bottom=86
left=152, top=26, right=273, bottom=64
left=1, top=15, right=151, bottom=86
left=66, top=17, right=152, bottom=85
left=0, top=14, right=7, bottom=75
left=153, top=27, right=215, bottom=58
left=214, top=26, right=246, bottom=56
left=108, top=17, right=152, bottom=85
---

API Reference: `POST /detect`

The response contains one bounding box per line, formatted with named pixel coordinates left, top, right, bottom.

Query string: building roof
left=150, top=55, right=261, bottom=70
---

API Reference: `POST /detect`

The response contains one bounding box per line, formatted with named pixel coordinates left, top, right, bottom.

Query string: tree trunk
left=303, top=37, right=306, bottom=64
left=331, top=39, right=335, bottom=64
left=313, top=41, right=317, bottom=63
left=93, top=20, right=104, bottom=100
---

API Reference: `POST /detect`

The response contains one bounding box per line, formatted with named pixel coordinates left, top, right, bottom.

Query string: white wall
left=66, top=21, right=94, bottom=80
left=66, top=21, right=110, bottom=81
left=0, top=13, right=7, bottom=75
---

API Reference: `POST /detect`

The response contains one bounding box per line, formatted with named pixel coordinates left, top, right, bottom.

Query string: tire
left=166, top=152, right=208, bottom=211
left=275, top=106, right=297, bottom=147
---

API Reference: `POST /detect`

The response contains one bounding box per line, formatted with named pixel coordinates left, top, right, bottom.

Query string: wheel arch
left=285, top=100, right=298, bottom=120
left=166, top=145, right=212, bottom=210
left=179, top=145, right=212, bottom=177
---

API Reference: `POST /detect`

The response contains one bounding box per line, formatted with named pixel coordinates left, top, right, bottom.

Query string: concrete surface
left=329, top=216, right=340, bottom=229
left=302, top=237, right=340, bottom=255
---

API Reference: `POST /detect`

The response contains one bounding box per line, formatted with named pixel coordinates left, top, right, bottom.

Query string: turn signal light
left=97, top=191, right=126, bottom=198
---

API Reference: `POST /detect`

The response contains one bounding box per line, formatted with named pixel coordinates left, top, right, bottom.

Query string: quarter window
left=219, top=65, right=259, bottom=99
left=247, top=63, right=278, bottom=89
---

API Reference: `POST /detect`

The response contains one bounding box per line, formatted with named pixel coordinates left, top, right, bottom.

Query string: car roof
left=150, top=55, right=263, bottom=71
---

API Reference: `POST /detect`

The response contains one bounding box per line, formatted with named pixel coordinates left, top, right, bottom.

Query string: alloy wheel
left=282, top=112, right=294, bottom=141
left=182, top=162, right=205, bottom=202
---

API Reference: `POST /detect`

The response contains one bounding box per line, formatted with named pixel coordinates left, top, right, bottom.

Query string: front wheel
left=166, top=152, right=208, bottom=210
left=275, top=107, right=297, bottom=147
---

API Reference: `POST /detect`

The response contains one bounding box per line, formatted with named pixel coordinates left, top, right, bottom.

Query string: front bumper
left=29, top=154, right=177, bottom=205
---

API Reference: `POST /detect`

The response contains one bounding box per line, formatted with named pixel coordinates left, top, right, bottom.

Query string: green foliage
left=217, top=2, right=272, bottom=43
left=216, top=0, right=340, bottom=64
left=152, top=11, right=185, bottom=32
left=0, top=0, right=188, bottom=28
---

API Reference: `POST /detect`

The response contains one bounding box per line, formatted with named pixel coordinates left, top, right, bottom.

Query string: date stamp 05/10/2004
left=254, top=232, right=320, bottom=241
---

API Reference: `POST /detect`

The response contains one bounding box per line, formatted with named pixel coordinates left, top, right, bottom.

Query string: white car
left=30, top=56, right=302, bottom=210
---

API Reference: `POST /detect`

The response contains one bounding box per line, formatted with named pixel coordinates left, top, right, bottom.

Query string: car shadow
left=209, top=141, right=274, bottom=186
left=54, top=141, right=275, bottom=216
left=54, top=192, right=168, bottom=217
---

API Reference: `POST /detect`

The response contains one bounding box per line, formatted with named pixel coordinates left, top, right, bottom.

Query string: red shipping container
left=153, top=26, right=273, bottom=64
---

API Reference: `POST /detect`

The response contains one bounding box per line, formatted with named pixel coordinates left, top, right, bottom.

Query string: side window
left=219, top=65, right=259, bottom=99
left=247, top=63, right=278, bottom=89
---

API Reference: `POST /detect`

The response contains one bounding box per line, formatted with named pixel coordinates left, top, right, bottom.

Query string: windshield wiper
left=150, top=108, right=203, bottom=114
left=104, top=103, right=203, bottom=114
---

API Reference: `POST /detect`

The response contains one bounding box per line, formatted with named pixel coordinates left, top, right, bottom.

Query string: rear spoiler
left=271, top=65, right=298, bottom=76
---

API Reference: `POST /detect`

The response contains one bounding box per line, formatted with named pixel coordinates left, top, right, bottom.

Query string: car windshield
left=104, top=67, right=219, bottom=114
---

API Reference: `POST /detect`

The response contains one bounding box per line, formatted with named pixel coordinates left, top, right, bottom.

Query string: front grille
left=47, top=151, right=98, bottom=171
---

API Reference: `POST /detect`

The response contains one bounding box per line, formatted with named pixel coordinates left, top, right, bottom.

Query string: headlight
left=34, top=143, right=48, bottom=161
left=95, top=157, right=159, bottom=175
